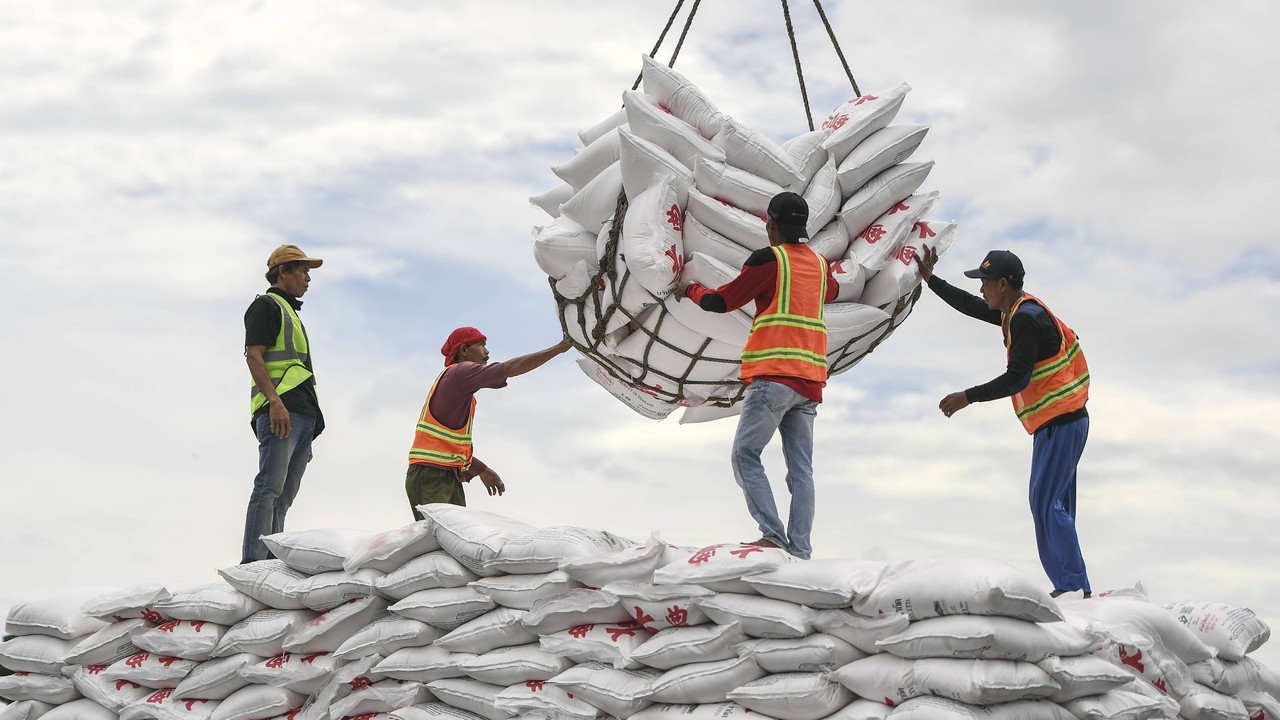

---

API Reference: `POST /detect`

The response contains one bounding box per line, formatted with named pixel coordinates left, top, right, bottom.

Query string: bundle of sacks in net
left=530, top=55, right=956, bottom=422
left=4, top=506, right=1277, bottom=720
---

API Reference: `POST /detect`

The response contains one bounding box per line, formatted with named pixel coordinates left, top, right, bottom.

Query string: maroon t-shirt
left=422, top=361, right=507, bottom=481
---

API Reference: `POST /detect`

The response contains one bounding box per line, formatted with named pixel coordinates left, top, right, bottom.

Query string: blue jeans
left=242, top=411, right=315, bottom=563
left=1030, top=416, right=1091, bottom=592
left=731, top=379, right=819, bottom=559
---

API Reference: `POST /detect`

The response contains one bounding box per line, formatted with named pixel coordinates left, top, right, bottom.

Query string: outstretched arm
left=915, top=247, right=1002, bottom=325
left=502, top=339, right=573, bottom=379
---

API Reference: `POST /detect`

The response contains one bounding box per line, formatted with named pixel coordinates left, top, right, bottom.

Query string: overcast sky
left=1, top=0, right=1278, bottom=669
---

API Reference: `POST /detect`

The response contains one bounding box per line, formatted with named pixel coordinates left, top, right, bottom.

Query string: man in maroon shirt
left=406, top=327, right=572, bottom=518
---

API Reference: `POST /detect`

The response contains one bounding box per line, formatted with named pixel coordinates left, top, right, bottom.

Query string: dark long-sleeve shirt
left=927, top=276, right=1087, bottom=427
left=686, top=246, right=840, bottom=402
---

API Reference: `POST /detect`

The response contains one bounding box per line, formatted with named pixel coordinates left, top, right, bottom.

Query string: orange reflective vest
left=740, top=243, right=829, bottom=384
left=1003, top=293, right=1090, bottom=434
left=408, top=369, right=475, bottom=470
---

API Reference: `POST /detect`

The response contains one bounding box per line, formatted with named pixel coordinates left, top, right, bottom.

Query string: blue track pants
left=1029, top=415, right=1091, bottom=593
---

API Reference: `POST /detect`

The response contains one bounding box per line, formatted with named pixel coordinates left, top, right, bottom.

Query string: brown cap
left=267, top=244, right=323, bottom=270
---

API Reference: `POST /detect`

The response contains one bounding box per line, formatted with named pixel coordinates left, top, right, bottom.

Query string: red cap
left=442, top=327, right=487, bottom=366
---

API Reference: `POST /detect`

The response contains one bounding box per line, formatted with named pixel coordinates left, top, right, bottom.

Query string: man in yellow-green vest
left=242, top=244, right=325, bottom=564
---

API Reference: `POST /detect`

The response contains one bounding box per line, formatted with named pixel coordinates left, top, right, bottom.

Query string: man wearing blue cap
left=915, top=247, right=1092, bottom=598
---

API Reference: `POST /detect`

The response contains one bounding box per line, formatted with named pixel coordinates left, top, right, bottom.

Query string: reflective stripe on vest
left=739, top=244, right=829, bottom=383
left=408, top=369, right=475, bottom=470
left=1002, top=293, right=1090, bottom=434
left=249, top=293, right=314, bottom=416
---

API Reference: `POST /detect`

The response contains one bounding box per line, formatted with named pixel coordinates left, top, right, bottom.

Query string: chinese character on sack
left=853, top=95, right=879, bottom=106
left=1153, top=679, right=1167, bottom=694
left=158, top=657, right=182, bottom=667
left=116, top=681, right=141, bottom=691
left=913, top=221, right=935, bottom=239
left=352, top=714, right=378, bottom=720
left=665, top=244, right=684, bottom=275
left=887, top=202, right=909, bottom=215
left=567, top=624, right=595, bottom=639
left=301, top=653, right=325, bottom=664
left=665, top=606, right=689, bottom=627
left=526, top=681, right=546, bottom=692
left=183, top=700, right=208, bottom=711
left=666, top=205, right=683, bottom=232
left=348, top=677, right=373, bottom=691
left=266, top=654, right=290, bottom=668
left=88, top=666, right=107, bottom=675
left=728, top=545, right=763, bottom=559
left=688, top=545, right=723, bottom=564
left=147, top=690, right=172, bottom=704
left=156, top=621, right=180, bottom=633
left=141, top=608, right=164, bottom=624
left=191, top=621, right=206, bottom=632
left=832, top=259, right=847, bottom=274
left=822, top=113, right=849, bottom=131
left=126, top=653, right=150, bottom=668
left=897, top=246, right=917, bottom=265
left=606, top=624, right=639, bottom=641
left=860, top=225, right=886, bottom=244
left=633, top=607, right=656, bottom=631
left=1117, top=646, right=1145, bottom=673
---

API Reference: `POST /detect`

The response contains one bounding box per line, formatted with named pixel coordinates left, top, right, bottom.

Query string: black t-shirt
left=928, top=276, right=1086, bottom=430
left=245, top=288, right=324, bottom=437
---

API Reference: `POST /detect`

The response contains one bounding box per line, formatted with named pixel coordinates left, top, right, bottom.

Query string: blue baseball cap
left=964, top=250, right=1024, bottom=282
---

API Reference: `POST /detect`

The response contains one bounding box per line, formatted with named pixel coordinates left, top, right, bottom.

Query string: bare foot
left=744, top=538, right=780, bottom=549
left=1050, top=589, right=1093, bottom=599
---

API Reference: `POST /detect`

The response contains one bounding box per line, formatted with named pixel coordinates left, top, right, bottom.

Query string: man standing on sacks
left=405, top=327, right=573, bottom=517
left=674, top=192, right=839, bottom=559
left=915, top=247, right=1093, bottom=598
left=243, top=244, right=326, bottom=564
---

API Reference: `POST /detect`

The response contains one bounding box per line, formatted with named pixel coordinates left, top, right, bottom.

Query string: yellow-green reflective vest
left=249, top=293, right=314, bottom=416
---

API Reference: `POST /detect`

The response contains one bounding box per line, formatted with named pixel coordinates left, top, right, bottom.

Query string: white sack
left=824, top=302, right=892, bottom=374
left=377, top=646, right=477, bottom=683
left=558, top=536, right=672, bottom=588
left=693, top=158, right=784, bottom=219
left=875, top=615, right=1095, bottom=662
left=423, top=679, right=514, bottom=720
left=546, top=661, right=661, bottom=719
left=534, top=219, right=600, bottom=281
left=682, top=213, right=750, bottom=269
left=493, top=681, right=599, bottom=720
left=653, top=544, right=792, bottom=589
left=666, top=253, right=755, bottom=347
left=806, top=219, right=850, bottom=262
left=391, top=703, right=488, bottom=720
left=820, top=84, right=911, bottom=163
left=37, top=699, right=116, bottom=720
left=299, top=569, right=384, bottom=612
left=1036, top=654, right=1133, bottom=702
left=559, top=161, right=623, bottom=236
left=783, top=129, right=833, bottom=188
left=521, top=589, right=631, bottom=636
left=694, top=594, right=811, bottom=639
left=802, top=156, right=841, bottom=238
left=238, top=652, right=339, bottom=695
left=579, top=107, right=629, bottom=146
left=828, top=654, right=1059, bottom=706
left=530, top=183, right=575, bottom=219
left=630, top=623, right=748, bottom=671
left=171, top=653, right=257, bottom=701
left=8, top=590, right=113, bottom=640
left=604, top=582, right=713, bottom=632
left=741, top=558, right=887, bottom=609
left=131, top=620, right=227, bottom=662
left=640, top=55, right=724, bottom=139
left=882, top=696, right=1074, bottom=720
left=837, top=162, right=933, bottom=239
left=212, top=610, right=316, bottom=659
left=0, top=701, right=57, bottom=720
left=0, top=635, right=80, bottom=674
left=102, top=652, right=199, bottom=689
left=65, top=665, right=150, bottom=712
left=835, top=124, right=929, bottom=197
left=624, top=90, right=725, bottom=171
left=152, top=586, right=265, bottom=627
left=486, top=530, right=637, bottom=576
left=1063, top=598, right=1215, bottom=665
left=83, top=586, right=171, bottom=624
left=345, top=520, right=443, bottom=574
left=375, top=552, right=480, bottom=601
left=618, top=128, right=695, bottom=206
left=575, top=356, right=680, bottom=422
left=685, top=188, right=769, bottom=252
left=845, top=192, right=937, bottom=275
left=829, top=257, right=866, bottom=303
left=335, top=616, right=445, bottom=661
left=0, top=673, right=81, bottom=704
left=217, top=561, right=309, bottom=611
left=207, top=686, right=304, bottom=720
left=736, top=634, right=866, bottom=674
left=648, top=656, right=766, bottom=704
left=711, top=117, right=803, bottom=189
left=1162, top=601, right=1270, bottom=661
left=435, top=608, right=537, bottom=655
left=852, top=559, right=1063, bottom=623
left=458, top=645, right=574, bottom=686
left=282, top=596, right=388, bottom=653
left=262, top=529, right=373, bottom=576
left=539, top=621, right=653, bottom=670
left=727, top=672, right=854, bottom=720
left=1176, top=682, right=1248, bottom=720
left=622, top=175, right=686, bottom=298
left=612, top=309, right=743, bottom=391
left=628, top=703, right=755, bottom=720
left=1061, top=689, right=1173, bottom=720
left=808, top=610, right=910, bottom=655
left=330, top=679, right=434, bottom=719
left=859, top=220, right=957, bottom=313
left=555, top=128, right=625, bottom=191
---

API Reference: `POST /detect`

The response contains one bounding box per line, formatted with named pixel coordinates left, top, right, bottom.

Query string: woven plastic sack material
left=335, top=616, right=445, bottom=661
left=392, top=703, right=488, bottom=720
left=284, top=596, right=388, bottom=653
left=494, top=681, right=600, bottom=720
left=390, top=588, right=495, bottom=631
left=556, top=127, right=625, bottom=191
left=627, top=702, right=758, bottom=720
left=37, top=698, right=116, bottom=720
left=211, top=610, right=315, bottom=659
left=0, top=635, right=80, bottom=674
left=604, top=582, right=714, bottom=632
left=487, top=529, right=638, bottom=577
left=823, top=698, right=890, bottom=719
left=728, top=672, right=854, bottom=720
left=619, top=129, right=695, bottom=206
left=7, top=590, right=114, bottom=639
left=217, top=561, right=309, bottom=611
left=377, top=647, right=477, bottom=683
left=741, top=559, right=888, bottom=609
left=424, top=679, right=514, bottom=720
left=693, top=158, right=784, bottom=219
left=65, top=665, right=150, bottom=711
left=801, top=156, right=840, bottom=238
left=666, top=254, right=754, bottom=347
left=0, top=673, right=82, bottom=704
left=860, top=220, right=956, bottom=313
left=66, top=620, right=148, bottom=667
left=1240, top=691, right=1280, bottom=720
left=559, top=535, right=672, bottom=588
left=681, top=213, right=750, bottom=269
left=736, top=635, right=865, bottom=674
left=435, top=609, right=536, bottom=655
left=875, top=615, right=1095, bottom=662
left=294, top=653, right=387, bottom=720
left=375, top=552, right=480, bottom=601
left=807, top=219, right=850, bottom=263
left=1240, top=655, right=1280, bottom=697
left=649, top=656, right=766, bottom=705
left=621, top=176, right=686, bottom=299
left=457, top=645, right=574, bottom=686
left=711, top=117, right=803, bottom=190
left=846, top=192, right=937, bottom=275
left=83, top=586, right=172, bottom=624
left=828, top=259, right=865, bottom=303
left=580, top=107, right=629, bottom=146
left=835, top=124, right=929, bottom=198
left=1176, top=682, right=1248, bottom=720
left=103, top=652, right=199, bottom=689
left=1189, top=657, right=1262, bottom=695
left=881, top=696, right=1075, bottom=720
left=239, top=653, right=339, bottom=695
left=612, top=307, right=743, bottom=390
left=640, top=54, right=724, bottom=139
left=654, top=543, right=792, bottom=589
left=560, top=162, right=624, bottom=236
left=575, top=356, right=679, bottom=421
left=830, top=654, right=1060, bottom=706
left=1063, top=598, right=1215, bottom=665
left=782, top=129, right=833, bottom=188
left=1061, top=689, right=1172, bottom=720
left=545, top=662, right=661, bottom=719
left=121, top=692, right=222, bottom=720
left=630, top=624, right=749, bottom=671
left=530, top=183, right=574, bottom=219
left=540, top=621, right=653, bottom=670
left=535, top=219, right=600, bottom=281
left=1088, top=640, right=1191, bottom=699
left=695, top=595, right=810, bottom=639
left=345, top=520, right=443, bottom=574
left=685, top=188, right=769, bottom=252
left=208, top=686, right=304, bottom=720
left=521, top=590, right=630, bottom=636
left=471, top=573, right=580, bottom=612
left=624, top=90, right=725, bottom=171
left=152, top=585, right=265, bottom=627
left=298, top=568, right=383, bottom=612
left=824, top=302, right=893, bottom=376
left=853, top=559, right=1064, bottom=624
left=419, top=505, right=538, bottom=578
left=171, top=653, right=256, bottom=701
left=820, top=84, right=911, bottom=163
left=1035, top=655, right=1133, bottom=702
left=837, top=162, right=933, bottom=240
left=809, top=610, right=909, bottom=655
left=261, top=529, right=373, bottom=576
left=1162, top=601, right=1270, bottom=661
left=131, top=620, right=227, bottom=662
left=331, top=679, right=434, bottom=719
left=0, top=700, right=57, bottom=720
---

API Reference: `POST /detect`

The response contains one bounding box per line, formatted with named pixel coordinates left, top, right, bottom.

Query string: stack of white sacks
left=3, top=506, right=1277, bottom=720
left=531, top=56, right=957, bottom=422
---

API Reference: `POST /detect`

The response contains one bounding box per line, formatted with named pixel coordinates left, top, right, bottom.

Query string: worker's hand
left=914, top=246, right=939, bottom=283
left=939, top=391, right=970, bottom=418
left=554, top=337, right=573, bottom=354
left=268, top=398, right=291, bottom=439
left=673, top=281, right=692, bottom=300
left=478, top=468, right=506, bottom=497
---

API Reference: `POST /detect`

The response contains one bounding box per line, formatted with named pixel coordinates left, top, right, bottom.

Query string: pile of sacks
left=3, top=505, right=1277, bottom=720
left=530, top=55, right=957, bottom=422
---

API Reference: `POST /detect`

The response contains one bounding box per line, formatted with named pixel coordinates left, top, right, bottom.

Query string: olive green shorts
left=406, top=463, right=465, bottom=520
